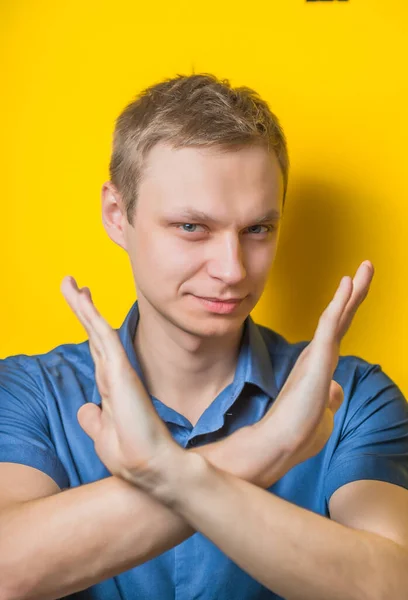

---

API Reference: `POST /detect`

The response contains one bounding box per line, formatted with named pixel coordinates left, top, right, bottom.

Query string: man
left=1, top=73, right=407, bottom=600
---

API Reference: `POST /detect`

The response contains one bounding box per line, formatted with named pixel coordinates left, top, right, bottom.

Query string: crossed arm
left=159, top=456, right=408, bottom=600
left=2, top=262, right=408, bottom=600
left=55, top=260, right=408, bottom=600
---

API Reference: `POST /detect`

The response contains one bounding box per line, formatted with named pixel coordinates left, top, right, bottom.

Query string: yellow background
left=1, top=1, right=407, bottom=395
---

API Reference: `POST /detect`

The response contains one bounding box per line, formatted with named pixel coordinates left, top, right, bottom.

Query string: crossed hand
left=61, top=261, right=374, bottom=493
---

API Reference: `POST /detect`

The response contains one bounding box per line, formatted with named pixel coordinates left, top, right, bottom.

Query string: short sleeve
left=324, top=361, right=408, bottom=504
left=0, top=356, right=69, bottom=489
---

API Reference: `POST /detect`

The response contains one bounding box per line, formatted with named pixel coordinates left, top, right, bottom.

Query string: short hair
left=109, top=73, right=289, bottom=225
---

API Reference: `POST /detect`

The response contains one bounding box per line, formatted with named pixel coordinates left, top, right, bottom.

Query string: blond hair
left=109, top=73, right=289, bottom=224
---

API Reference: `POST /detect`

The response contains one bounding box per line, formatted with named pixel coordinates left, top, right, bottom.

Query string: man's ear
left=101, top=181, right=130, bottom=251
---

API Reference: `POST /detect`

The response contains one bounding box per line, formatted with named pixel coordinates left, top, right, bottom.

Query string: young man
left=0, top=73, right=407, bottom=600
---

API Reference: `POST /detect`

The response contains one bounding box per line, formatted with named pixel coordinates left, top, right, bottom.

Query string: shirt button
left=188, top=438, right=197, bottom=447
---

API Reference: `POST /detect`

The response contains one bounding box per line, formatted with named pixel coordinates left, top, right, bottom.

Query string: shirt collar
left=239, top=315, right=279, bottom=398
left=91, top=300, right=278, bottom=406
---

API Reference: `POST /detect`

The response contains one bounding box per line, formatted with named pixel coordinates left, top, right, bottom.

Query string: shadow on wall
left=255, top=176, right=369, bottom=342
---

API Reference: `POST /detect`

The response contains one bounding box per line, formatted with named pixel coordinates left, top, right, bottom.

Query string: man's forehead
left=141, top=141, right=282, bottom=184
left=138, top=143, right=284, bottom=218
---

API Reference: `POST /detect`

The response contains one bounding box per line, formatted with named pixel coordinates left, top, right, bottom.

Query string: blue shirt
left=1, top=300, right=408, bottom=600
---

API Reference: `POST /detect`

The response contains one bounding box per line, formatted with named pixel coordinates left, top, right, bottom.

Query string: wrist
left=122, top=443, right=209, bottom=510
left=148, top=449, right=210, bottom=510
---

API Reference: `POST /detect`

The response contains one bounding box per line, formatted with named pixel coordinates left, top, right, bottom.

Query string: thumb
left=328, top=380, right=344, bottom=415
left=77, top=403, right=103, bottom=441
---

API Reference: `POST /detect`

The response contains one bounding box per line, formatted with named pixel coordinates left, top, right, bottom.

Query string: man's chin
left=180, top=311, right=248, bottom=339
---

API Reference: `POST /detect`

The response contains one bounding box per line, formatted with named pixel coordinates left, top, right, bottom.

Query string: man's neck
left=133, top=301, right=244, bottom=425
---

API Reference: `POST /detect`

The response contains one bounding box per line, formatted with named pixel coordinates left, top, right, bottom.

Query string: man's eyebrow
left=165, top=208, right=281, bottom=223
left=254, top=209, right=282, bottom=223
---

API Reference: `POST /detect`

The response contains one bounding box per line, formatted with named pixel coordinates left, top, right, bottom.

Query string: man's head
left=102, top=73, right=288, bottom=339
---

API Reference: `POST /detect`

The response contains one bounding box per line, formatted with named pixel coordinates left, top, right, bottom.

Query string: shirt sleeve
left=324, top=360, right=408, bottom=505
left=0, top=355, right=69, bottom=489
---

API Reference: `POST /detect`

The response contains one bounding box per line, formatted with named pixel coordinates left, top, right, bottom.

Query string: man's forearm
left=3, top=426, right=285, bottom=600
left=2, top=474, right=190, bottom=600
left=157, top=453, right=408, bottom=600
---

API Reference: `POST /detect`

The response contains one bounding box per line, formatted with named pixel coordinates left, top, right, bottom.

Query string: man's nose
left=206, top=236, right=247, bottom=285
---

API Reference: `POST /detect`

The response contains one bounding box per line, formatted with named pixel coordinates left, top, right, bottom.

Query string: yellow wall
left=1, top=0, right=407, bottom=395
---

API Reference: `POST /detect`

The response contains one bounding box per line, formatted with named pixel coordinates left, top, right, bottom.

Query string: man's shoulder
left=0, top=338, right=93, bottom=390
left=0, top=341, right=93, bottom=491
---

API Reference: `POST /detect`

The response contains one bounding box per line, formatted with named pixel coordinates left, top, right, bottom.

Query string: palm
left=259, top=261, right=374, bottom=469
left=269, top=345, right=340, bottom=463
left=61, top=277, right=174, bottom=482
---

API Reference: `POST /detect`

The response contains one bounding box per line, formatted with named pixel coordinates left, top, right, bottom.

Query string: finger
left=313, top=275, right=353, bottom=347
left=62, top=276, right=126, bottom=365
left=338, top=261, right=374, bottom=339
left=327, top=380, right=344, bottom=415
left=61, top=277, right=94, bottom=331
left=61, top=276, right=85, bottom=317
left=61, top=277, right=106, bottom=359
left=76, top=288, right=128, bottom=365
left=77, top=403, right=102, bottom=441
left=82, top=287, right=93, bottom=302
left=88, top=338, right=109, bottom=396
left=78, top=290, right=106, bottom=359
left=88, top=337, right=102, bottom=365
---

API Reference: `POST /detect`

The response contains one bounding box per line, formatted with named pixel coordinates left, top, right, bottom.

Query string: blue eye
left=181, top=224, right=197, bottom=232
left=176, top=223, right=275, bottom=236
left=246, top=225, right=274, bottom=235
left=178, top=223, right=206, bottom=233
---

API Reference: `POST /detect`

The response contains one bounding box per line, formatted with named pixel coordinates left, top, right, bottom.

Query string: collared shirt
left=1, top=301, right=408, bottom=600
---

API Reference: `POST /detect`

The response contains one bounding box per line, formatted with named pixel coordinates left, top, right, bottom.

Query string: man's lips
left=192, top=295, right=244, bottom=314
left=194, top=296, right=246, bottom=302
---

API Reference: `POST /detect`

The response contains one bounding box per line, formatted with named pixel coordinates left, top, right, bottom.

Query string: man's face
left=123, top=141, right=284, bottom=338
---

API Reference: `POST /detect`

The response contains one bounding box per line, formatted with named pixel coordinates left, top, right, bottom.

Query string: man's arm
left=25, top=262, right=375, bottom=600
left=1, top=262, right=362, bottom=600
left=136, top=261, right=408, bottom=600
left=155, top=451, right=408, bottom=600
left=0, top=425, right=287, bottom=600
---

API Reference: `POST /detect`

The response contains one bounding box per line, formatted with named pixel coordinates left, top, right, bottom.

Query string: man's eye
left=246, top=225, right=274, bottom=234
left=178, top=223, right=205, bottom=233
left=175, top=223, right=275, bottom=235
